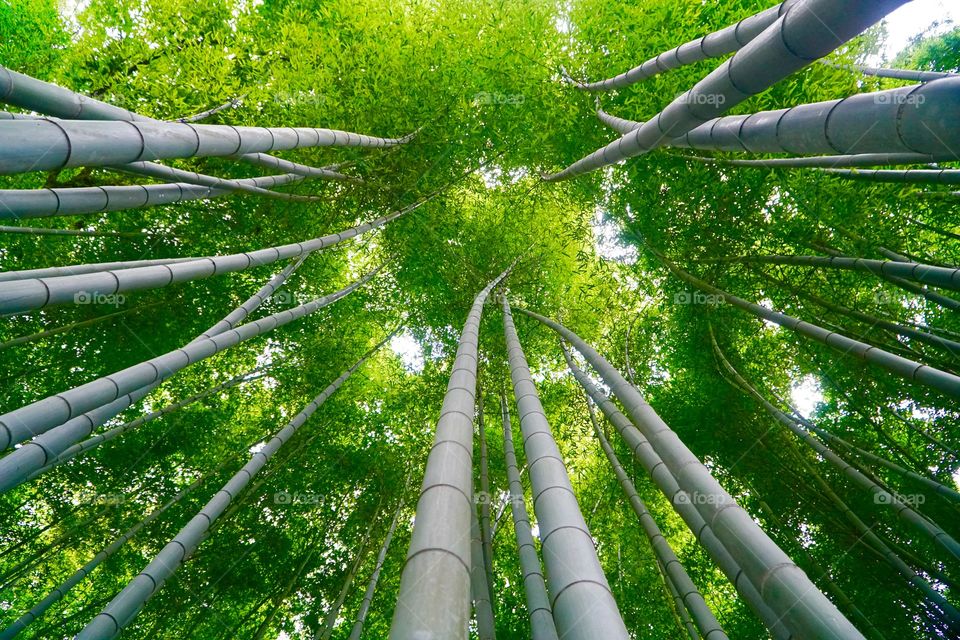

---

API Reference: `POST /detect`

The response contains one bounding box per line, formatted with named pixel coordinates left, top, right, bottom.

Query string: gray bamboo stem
left=471, top=506, right=497, bottom=640
left=500, top=390, right=559, bottom=640
left=389, top=258, right=517, bottom=639
left=545, top=0, right=907, bottom=181
left=568, top=1, right=798, bottom=91
left=520, top=307, right=863, bottom=639
left=502, top=296, right=629, bottom=639
left=647, top=248, right=960, bottom=399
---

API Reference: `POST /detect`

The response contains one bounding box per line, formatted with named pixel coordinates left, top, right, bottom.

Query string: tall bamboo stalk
left=562, top=349, right=789, bottom=638
left=0, top=266, right=379, bottom=458
left=471, top=507, right=497, bottom=640
left=520, top=307, right=864, bottom=639
left=567, top=0, right=799, bottom=91
left=571, top=346, right=727, bottom=640
left=390, top=259, right=517, bottom=639
left=476, top=389, right=495, bottom=601
left=646, top=248, right=960, bottom=399
left=502, top=296, right=629, bottom=639
left=348, top=491, right=407, bottom=640
left=500, top=390, right=559, bottom=640
left=710, top=330, right=960, bottom=562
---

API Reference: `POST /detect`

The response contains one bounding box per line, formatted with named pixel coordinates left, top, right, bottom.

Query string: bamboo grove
left=0, top=0, right=958, bottom=638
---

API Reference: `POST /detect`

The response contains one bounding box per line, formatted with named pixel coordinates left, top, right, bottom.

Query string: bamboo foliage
left=348, top=492, right=406, bottom=640
left=500, top=390, right=559, bottom=640
left=545, top=0, right=908, bottom=181
left=519, top=308, right=864, bottom=639
left=568, top=0, right=800, bottom=91
left=501, top=296, right=629, bottom=640
left=710, top=331, right=960, bottom=563
left=74, top=335, right=391, bottom=639
left=390, top=259, right=516, bottom=639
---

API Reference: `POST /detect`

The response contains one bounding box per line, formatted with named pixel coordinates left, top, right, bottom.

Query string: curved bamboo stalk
left=823, top=168, right=960, bottom=185
left=670, top=77, right=960, bottom=158
left=389, top=259, right=517, bottom=639
left=27, top=370, right=268, bottom=481
left=112, top=161, right=322, bottom=201
left=502, top=297, right=629, bottom=640
left=0, top=253, right=304, bottom=488
left=0, top=303, right=158, bottom=350
left=0, top=195, right=418, bottom=315
left=710, top=331, right=960, bottom=561
left=683, top=152, right=942, bottom=168
left=0, top=67, right=415, bottom=175
left=595, top=106, right=641, bottom=135
left=572, top=346, right=727, bottom=640
left=500, top=390, right=559, bottom=640
left=718, top=253, right=960, bottom=292
left=795, top=451, right=960, bottom=632
left=0, top=266, right=379, bottom=456
left=756, top=271, right=960, bottom=356
left=0, top=70, right=367, bottom=187
left=544, top=0, right=907, bottom=181
left=0, top=471, right=212, bottom=639
left=823, top=60, right=957, bottom=83
left=0, top=172, right=305, bottom=220
left=471, top=507, right=497, bottom=640
left=348, top=491, right=406, bottom=640
left=520, top=307, right=864, bottom=639
left=562, top=350, right=790, bottom=639
left=568, top=1, right=798, bottom=91
left=75, top=336, right=390, bottom=639
left=0, top=257, right=209, bottom=282
left=647, top=248, right=960, bottom=399
left=240, top=153, right=357, bottom=183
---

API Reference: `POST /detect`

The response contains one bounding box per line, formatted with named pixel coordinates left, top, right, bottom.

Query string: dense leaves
left=0, top=1, right=957, bottom=638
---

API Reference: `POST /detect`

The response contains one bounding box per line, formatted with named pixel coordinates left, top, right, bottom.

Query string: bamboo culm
left=710, top=331, right=960, bottom=562
left=568, top=0, right=799, bottom=91
left=75, top=335, right=391, bottom=639
left=389, top=259, right=517, bottom=639
left=521, top=307, right=863, bottom=639
left=500, top=390, right=559, bottom=640
left=561, top=350, right=789, bottom=639
left=545, top=0, right=907, bottom=181
left=572, top=345, right=728, bottom=640
left=502, top=296, right=629, bottom=640
left=647, top=248, right=960, bottom=399
left=348, top=494, right=406, bottom=640
left=470, top=507, right=497, bottom=640
left=0, top=266, right=379, bottom=455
